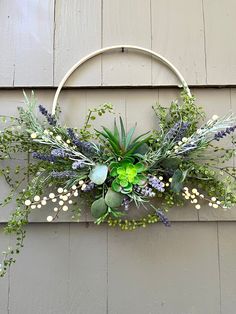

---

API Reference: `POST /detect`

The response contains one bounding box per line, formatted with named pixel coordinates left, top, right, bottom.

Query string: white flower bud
left=47, top=216, right=53, bottom=222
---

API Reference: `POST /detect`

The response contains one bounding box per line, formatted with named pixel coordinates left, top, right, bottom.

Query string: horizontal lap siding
left=1, top=1, right=236, bottom=314
left=2, top=222, right=236, bottom=314
left=1, top=0, right=236, bottom=87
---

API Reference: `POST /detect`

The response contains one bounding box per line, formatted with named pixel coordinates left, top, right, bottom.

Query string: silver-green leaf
left=89, top=164, right=108, bottom=185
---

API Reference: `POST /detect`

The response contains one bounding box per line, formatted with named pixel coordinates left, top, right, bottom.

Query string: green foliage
left=110, top=159, right=146, bottom=193
left=89, top=164, right=108, bottom=185
left=96, top=117, right=150, bottom=158
left=91, top=197, right=108, bottom=219
left=171, top=169, right=188, bottom=193
left=105, top=188, right=124, bottom=208
left=80, top=103, right=114, bottom=140
left=1, top=88, right=236, bottom=277
left=152, top=88, right=205, bottom=135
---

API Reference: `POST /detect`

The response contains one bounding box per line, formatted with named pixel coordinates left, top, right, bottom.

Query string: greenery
left=0, top=88, right=236, bottom=277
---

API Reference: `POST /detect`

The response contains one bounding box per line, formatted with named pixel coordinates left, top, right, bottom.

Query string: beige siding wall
left=0, top=1, right=236, bottom=313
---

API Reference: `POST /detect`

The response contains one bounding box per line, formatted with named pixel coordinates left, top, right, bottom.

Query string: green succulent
left=96, top=117, right=150, bottom=157
left=110, top=159, right=147, bottom=193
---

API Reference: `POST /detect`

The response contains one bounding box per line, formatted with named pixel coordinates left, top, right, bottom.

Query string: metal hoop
left=52, top=45, right=191, bottom=115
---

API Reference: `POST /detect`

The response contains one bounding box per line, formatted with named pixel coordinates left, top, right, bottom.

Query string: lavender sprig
left=148, top=175, right=165, bottom=192
left=32, top=152, right=55, bottom=162
left=51, top=148, right=70, bottom=158
left=51, top=171, right=77, bottom=178
left=165, top=121, right=189, bottom=142
left=72, top=160, right=86, bottom=169
left=81, top=181, right=96, bottom=192
left=38, top=105, right=57, bottom=126
left=156, top=209, right=171, bottom=227
left=67, top=128, right=96, bottom=154
left=214, top=125, right=236, bottom=141
left=122, top=196, right=132, bottom=210
left=134, top=185, right=155, bottom=197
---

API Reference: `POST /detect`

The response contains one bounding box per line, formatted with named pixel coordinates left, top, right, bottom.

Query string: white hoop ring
left=52, top=45, right=191, bottom=115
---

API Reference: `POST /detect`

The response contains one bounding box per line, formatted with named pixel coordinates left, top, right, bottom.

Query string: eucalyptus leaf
left=171, top=169, right=188, bottom=193
left=91, top=197, right=108, bottom=219
left=105, top=188, right=124, bottom=208
left=89, top=164, right=108, bottom=185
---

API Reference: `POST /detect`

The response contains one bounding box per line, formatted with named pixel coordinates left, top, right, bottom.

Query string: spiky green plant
left=96, top=117, right=150, bottom=158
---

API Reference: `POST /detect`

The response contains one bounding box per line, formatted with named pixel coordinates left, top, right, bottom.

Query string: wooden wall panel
left=108, top=222, right=220, bottom=314
left=0, top=0, right=54, bottom=86
left=54, top=0, right=102, bottom=86
left=102, top=0, right=152, bottom=86
left=9, top=224, right=70, bottom=314
left=1, top=1, right=236, bottom=86
left=68, top=224, right=107, bottom=314
left=204, top=0, right=236, bottom=84
left=218, top=222, right=236, bottom=314
left=151, top=0, right=206, bottom=85
left=6, top=224, right=107, bottom=314
left=1, top=222, right=236, bottom=313
left=0, top=227, right=9, bottom=313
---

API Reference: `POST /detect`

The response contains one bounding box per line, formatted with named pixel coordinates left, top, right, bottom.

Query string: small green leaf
left=117, top=167, right=126, bottom=175
left=91, top=198, right=108, bottom=219
left=120, top=180, right=129, bottom=187
left=122, top=183, right=133, bottom=193
left=89, top=164, right=108, bottom=185
left=137, top=174, right=147, bottom=185
left=113, top=119, right=120, bottom=142
left=110, top=167, right=118, bottom=177
left=171, top=169, right=188, bottom=193
left=110, top=162, right=119, bottom=170
left=119, top=117, right=126, bottom=148
left=125, top=125, right=136, bottom=149
left=112, top=180, right=122, bottom=192
left=105, top=188, right=124, bottom=208
left=134, top=162, right=146, bottom=173
left=161, top=158, right=181, bottom=169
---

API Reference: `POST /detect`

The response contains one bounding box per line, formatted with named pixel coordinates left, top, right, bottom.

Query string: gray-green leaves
left=105, top=188, right=123, bottom=208
left=89, top=164, right=108, bottom=185
left=90, top=188, right=124, bottom=219
left=171, top=169, right=188, bottom=193
left=91, top=197, right=108, bottom=219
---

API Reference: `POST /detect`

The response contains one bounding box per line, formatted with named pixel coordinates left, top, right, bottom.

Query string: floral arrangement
left=0, top=88, right=236, bottom=277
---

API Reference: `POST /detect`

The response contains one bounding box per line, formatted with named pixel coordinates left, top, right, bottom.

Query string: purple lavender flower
left=72, top=160, right=85, bottom=170
left=32, top=152, right=55, bottom=162
left=181, top=142, right=197, bottom=155
left=81, top=181, right=96, bottom=192
left=51, top=171, right=77, bottom=178
left=67, top=128, right=95, bottom=154
left=165, top=121, right=190, bottom=142
left=214, top=126, right=236, bottom=141
left=156, top=209, right=171, bottom=227
left=51, top=148, right=69, bottom=158
left=134, top=185, right=155, bottom=197
left=38, top=105, right=57, bottom=126
left=148, top=175, right=165, bottom=192
left=122, top=196, right=131, bottom=210
left=67, top=128, right=82, bottom=147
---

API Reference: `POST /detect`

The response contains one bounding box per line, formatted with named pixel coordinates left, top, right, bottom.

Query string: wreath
left=0, top=46, right=236, bottom=277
